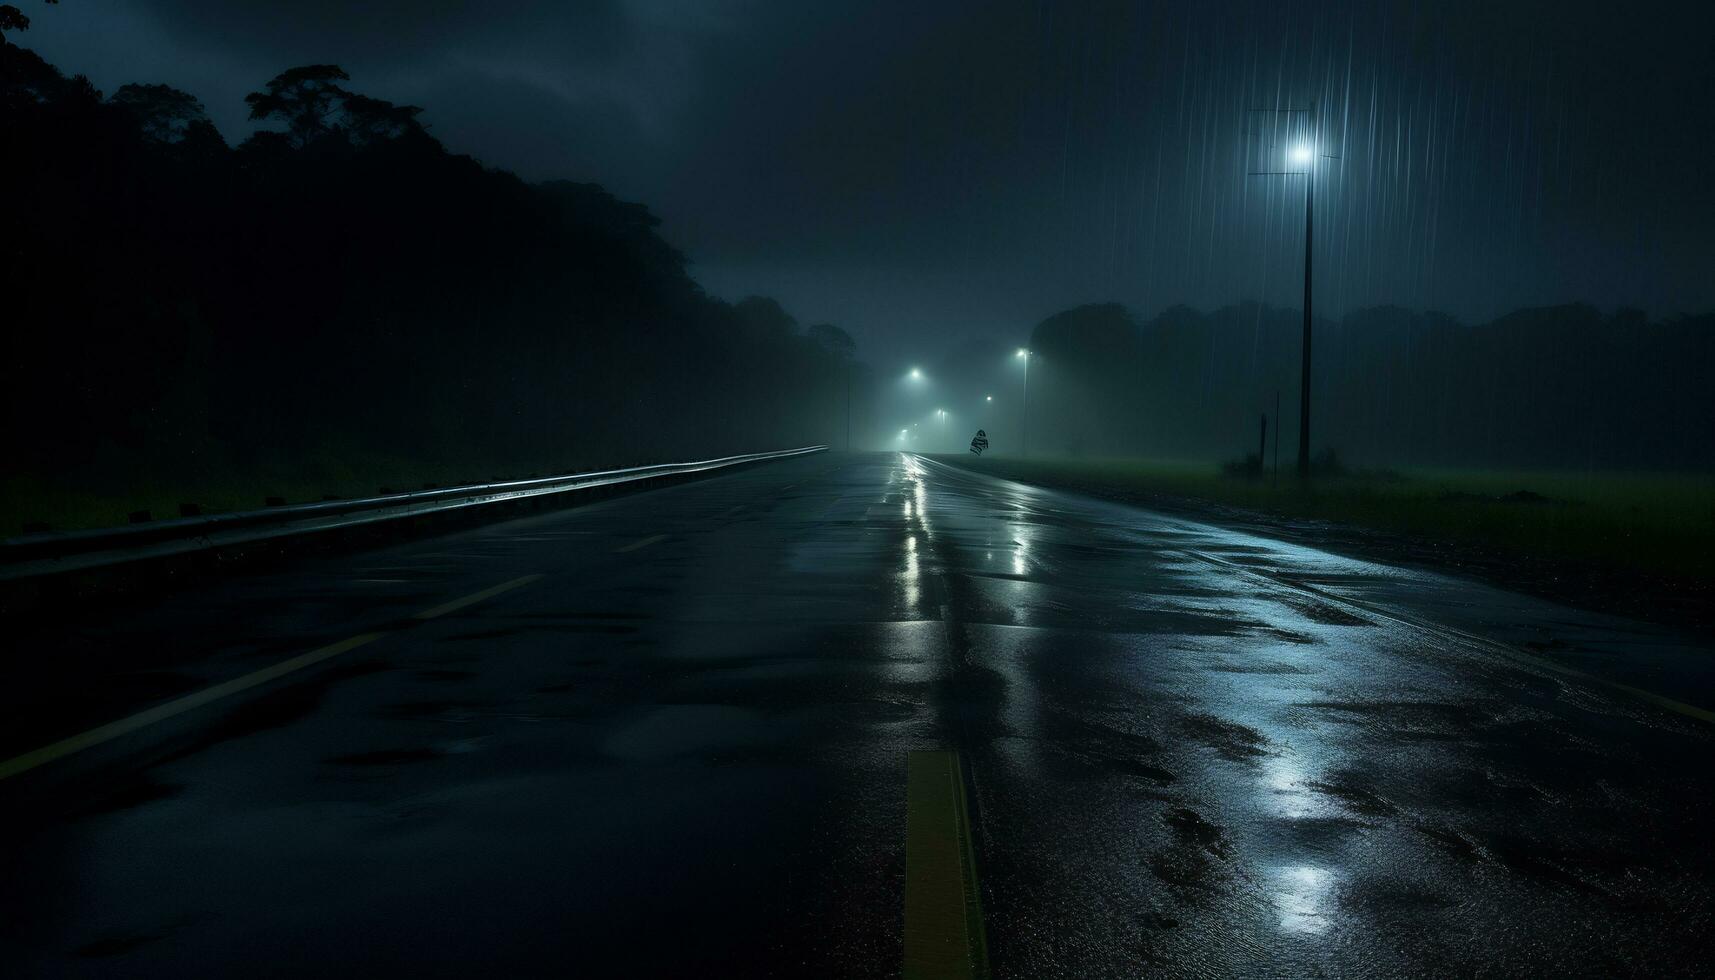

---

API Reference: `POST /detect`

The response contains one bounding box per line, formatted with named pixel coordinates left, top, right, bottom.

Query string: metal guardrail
left=0, top=446, right=828, bottom=581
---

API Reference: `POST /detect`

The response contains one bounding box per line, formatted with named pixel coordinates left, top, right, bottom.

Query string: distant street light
left=985, top=395, right=993, bottom=401
left=909, top=367, right=923, bottom=380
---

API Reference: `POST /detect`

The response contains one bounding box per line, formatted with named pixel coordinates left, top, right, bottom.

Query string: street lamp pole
left=1248, top=103, right=1332, bottom=478
left=1017, top=348, right=1032, bottom=458
left=1298, top=139, right=1313, bottom=477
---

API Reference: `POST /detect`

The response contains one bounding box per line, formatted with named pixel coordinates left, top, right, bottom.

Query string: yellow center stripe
left=904, top=749, right=989, bottom=979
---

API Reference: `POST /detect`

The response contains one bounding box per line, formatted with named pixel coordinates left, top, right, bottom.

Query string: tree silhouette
left=0, top=1, right=57, bottom=36
left=0, top=33, right=64, bottom=111
left=807, top=323, right=856, bottom=360
left=734, top=296, right=798, bottom=342
left=110, top=83, right=208, bottom=142
left=342, top=93, right=425, bottom=145
left=245, top=64, right=351, bottom=148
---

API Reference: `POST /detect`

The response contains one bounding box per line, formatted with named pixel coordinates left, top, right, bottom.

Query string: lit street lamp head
left=1016, top=348, right=1028, bottom=359
left=1289, top=144, right=1314, bottom=167
left=909, top=367, right=922, bottom=380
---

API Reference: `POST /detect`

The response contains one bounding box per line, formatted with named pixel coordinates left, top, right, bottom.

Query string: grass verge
left=928, top=453, right=1714, bottom=627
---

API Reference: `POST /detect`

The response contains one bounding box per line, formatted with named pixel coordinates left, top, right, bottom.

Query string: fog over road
left=2, top=452, right=1711, bottom=977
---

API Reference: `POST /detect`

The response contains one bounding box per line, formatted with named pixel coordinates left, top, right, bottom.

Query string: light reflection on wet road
left=1, top=451, right=1711, bottom=977
left=912, top=453, right=1715, bottom=977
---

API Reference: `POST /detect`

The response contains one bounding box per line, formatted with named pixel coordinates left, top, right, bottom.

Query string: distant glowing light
left=1289, top=144, right=1314, bottom=166
left=985, top=395, right=993, bottom=401
left=909, top=367, right=922, bottom=380
left=1015, top=348, right=1028, bottom=358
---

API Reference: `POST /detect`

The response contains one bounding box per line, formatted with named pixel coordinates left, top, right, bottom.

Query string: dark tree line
left=2, top=38, right=872, bottom=505
left=1024, top=302, right=1715, bottom=470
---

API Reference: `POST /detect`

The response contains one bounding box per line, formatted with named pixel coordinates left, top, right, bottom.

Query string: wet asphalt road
left=2, top=451, right=1712, bottom=977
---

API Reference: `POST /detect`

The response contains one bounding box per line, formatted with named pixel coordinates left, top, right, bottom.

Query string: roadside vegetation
left=1, top=33, right=870, bottom=536
left=929, top=454, right=1715, bottom=615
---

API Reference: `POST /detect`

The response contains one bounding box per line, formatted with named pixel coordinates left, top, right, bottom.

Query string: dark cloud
left=22, top=0, right=1715, bottom=356
left=140, top=1, right=638, bottom=66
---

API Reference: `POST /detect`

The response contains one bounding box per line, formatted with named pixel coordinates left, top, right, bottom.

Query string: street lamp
left=909, top=367, right=923, bottom=380
left=1016, top=349, right=1032, bottom=458
left=1248, top=106, right=1336, bottom=477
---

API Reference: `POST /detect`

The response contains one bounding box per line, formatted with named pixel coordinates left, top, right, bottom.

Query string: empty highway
left=2, top=452, right=1711, bottom=977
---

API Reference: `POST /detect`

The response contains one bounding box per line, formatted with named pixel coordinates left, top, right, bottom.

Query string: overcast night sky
left=25, top=0, right=1715, bottom=356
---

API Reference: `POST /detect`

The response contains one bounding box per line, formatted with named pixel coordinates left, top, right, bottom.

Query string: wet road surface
left=2, top=451, right=1712, bottom=977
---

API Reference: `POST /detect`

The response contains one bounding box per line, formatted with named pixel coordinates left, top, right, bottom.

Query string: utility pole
left=1248, top=104, right=1334, bottom=478
left=845, top=362, right=852, bottom=451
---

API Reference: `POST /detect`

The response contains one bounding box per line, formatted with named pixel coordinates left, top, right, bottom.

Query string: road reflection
left=1261, top=753, right=1319, bottom=820
left=901, top=533, right=921, bottom=612
left=895, top=454, right=934, bottom=619
left=1273, top=864, right=1336, bottom=935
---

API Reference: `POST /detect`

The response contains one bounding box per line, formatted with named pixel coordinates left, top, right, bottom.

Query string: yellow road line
left=413, top=573, right=544, bottom=620
left=0, top=573, right=548, bottom=782
left=904, top=750, right=989, bottom=980
left=0, top=632, right=386, bottom=782
left=613, top=533, right=669, bottom=554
